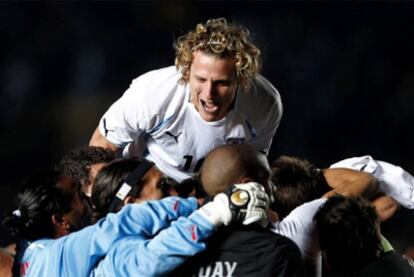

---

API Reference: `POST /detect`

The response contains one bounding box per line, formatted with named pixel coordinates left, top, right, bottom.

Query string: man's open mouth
left=201, top=99, right=219, bottom=113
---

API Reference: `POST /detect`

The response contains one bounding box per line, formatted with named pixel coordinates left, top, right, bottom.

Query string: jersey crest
left=226, top=137, right=245, bottom=144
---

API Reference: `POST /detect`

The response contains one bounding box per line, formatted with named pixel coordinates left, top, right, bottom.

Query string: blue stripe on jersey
left=148, top=114, right=175, bottom=134
left=245, top=120, right=257, bottom=138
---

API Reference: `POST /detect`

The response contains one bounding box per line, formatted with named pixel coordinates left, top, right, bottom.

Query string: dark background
left=1, top=1, right=413, bottom=248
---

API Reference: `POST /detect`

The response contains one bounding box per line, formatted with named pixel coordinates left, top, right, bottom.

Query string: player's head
left=174, top=18, right=261, bottom=122
left=2, top=170, right=92, bottom=241
left=200, top=144, right=270, bottom=196
left=57, top=146, right=115, bottom=197
left=91, top=158, right=176, bottom=221
left=270, top=156, right=329, bottom=220
left=314, top=195, right=382, bottom=275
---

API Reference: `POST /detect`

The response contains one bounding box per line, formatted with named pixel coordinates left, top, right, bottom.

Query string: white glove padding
left=199, top=193, right=233, bottom=227
left=199, top=182, right=270, bottom=227
left=233, top=182, right=270, bottom=227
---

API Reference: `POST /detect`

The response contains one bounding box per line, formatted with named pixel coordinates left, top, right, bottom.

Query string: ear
left=51, top=214, right=71, bottom=238
left=238, top=177, right=253, bottom=184
left=83, top=184, right=93, bottom=198
left=182, top=68, right=190, bottom=83
left=123, top=195, right=138, bottom=205
left=268, top=209, right=279, bottom=224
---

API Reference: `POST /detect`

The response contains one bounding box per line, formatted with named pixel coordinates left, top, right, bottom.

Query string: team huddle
left=2, top=18, right=414, bottom=276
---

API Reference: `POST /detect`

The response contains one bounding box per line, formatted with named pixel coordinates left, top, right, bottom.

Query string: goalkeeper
left=90, top=182, right=269, bottom=276
left=4, top=170, right=268, bottom=277
left=169, top=144, right=304, bottom=277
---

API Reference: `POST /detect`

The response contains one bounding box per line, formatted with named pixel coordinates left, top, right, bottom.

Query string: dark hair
left=2, top=171, right=76, bottom=277
left=314, top=195, right=381, bottom=275
left=57, top=146, right=115, bottom=187
left=91, top=158, right=152, bottom=221
left=2, top=171, right=75, bottom=240
left=270, top=156, right=329, bottom=219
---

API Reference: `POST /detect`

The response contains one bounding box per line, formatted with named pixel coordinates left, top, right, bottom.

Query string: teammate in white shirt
left=89, top=18, right=282, bottom=182
left=269, top=155, right=379, bottom=276
left=270, top=155, right=414, bottom=276
left=329, top=155, right=414, bottom=210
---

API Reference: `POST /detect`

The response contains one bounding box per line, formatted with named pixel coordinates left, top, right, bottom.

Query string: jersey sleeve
left=255, top=75, right=283, bottom=154
left=92, top=211, right=215, bottom=276
left=97, top=76, right=155, bottom=147
left=271, top=198, right=327, bottom=259
left=97, top=67, right=183, bottom=148
left=49, top=197, right=198, bottom=276
left=240, top=74, right=283, bottom=155
left=330, top=156, right=414, bottom=209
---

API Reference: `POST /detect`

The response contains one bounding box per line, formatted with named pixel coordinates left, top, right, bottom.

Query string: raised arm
left=322, top=168, right=379, bottom=199
left=48, top=197, right=198, bottom=277
left=89, top=126, right=119, bottom=152
left=322, top=168, right=399, bottom=221
left=371, top=194, right=400, bottom=222
left=91, top=210, right=215, bottom=276
left=91, top=182, right=270, bottom=276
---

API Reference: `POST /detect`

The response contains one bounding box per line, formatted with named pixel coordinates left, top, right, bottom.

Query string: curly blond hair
left=174, top=18, right=262, bottom=89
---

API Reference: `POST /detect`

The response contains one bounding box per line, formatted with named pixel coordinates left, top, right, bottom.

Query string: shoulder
left=359, top=251, right=414, bottom=275
left=131, top=66, right=180, bottom=85
left=125, top=66, right=182, bottom=98
left=21, top=239, right=54, bottom=275
left=236, top=74, right=283, bottom=120
left=117, top=66, right=187, bottom=116
left=260, top=228, right=302, bottom=254
left=233, top=228, right=304, bottom=272
left=272, top=198, right=326, bottom=238
left=214, top=226, right=299, bottom=249
left=288, top=198, right=327, bottom=221
left=250, top=74, right=281, bottom=104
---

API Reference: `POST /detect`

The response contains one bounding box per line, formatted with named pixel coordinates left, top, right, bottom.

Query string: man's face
left=84, top=162, right=107, bottom=197
left=59, top=176, right=92, bottom=232
left=135, top=166, right=178, bottom=203
left=189, top=51, right=238, bottom=122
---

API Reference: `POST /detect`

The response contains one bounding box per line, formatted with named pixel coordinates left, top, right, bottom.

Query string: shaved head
left=200, top=144, right=270, bottom=196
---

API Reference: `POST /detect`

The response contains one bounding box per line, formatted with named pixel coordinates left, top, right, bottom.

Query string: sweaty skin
left=200, top=144, right=270, bottom=196
left=201, top=146, right=244, bottom=196
left=188, top=51, right=238, bottom=122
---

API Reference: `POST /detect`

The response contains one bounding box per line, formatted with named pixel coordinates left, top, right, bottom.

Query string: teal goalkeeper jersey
left=18, top=197, right=214, bottom=277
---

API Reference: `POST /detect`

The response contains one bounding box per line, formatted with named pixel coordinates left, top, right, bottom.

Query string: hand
left=230, top=182, right=270, bottom=227
left=199, top=182, right=270, bottom=227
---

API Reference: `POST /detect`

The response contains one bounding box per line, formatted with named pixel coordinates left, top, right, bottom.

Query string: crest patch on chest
left=226, top=138, right=245, bottom=144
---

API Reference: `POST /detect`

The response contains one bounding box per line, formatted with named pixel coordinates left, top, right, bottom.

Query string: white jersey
left=330, top=155, right=414, bottom=209
left=270, top=156, right=414, bottom=276
left=98, top=66, right=282, bottom=181
left=271, top=198, right=326, bottom=276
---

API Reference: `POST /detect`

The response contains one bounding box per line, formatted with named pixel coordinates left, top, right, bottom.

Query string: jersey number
left=183, top=155, right=205, bottom=172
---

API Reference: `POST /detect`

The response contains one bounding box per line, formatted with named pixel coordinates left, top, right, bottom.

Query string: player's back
left=168, top=224, right=304, bottom=277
